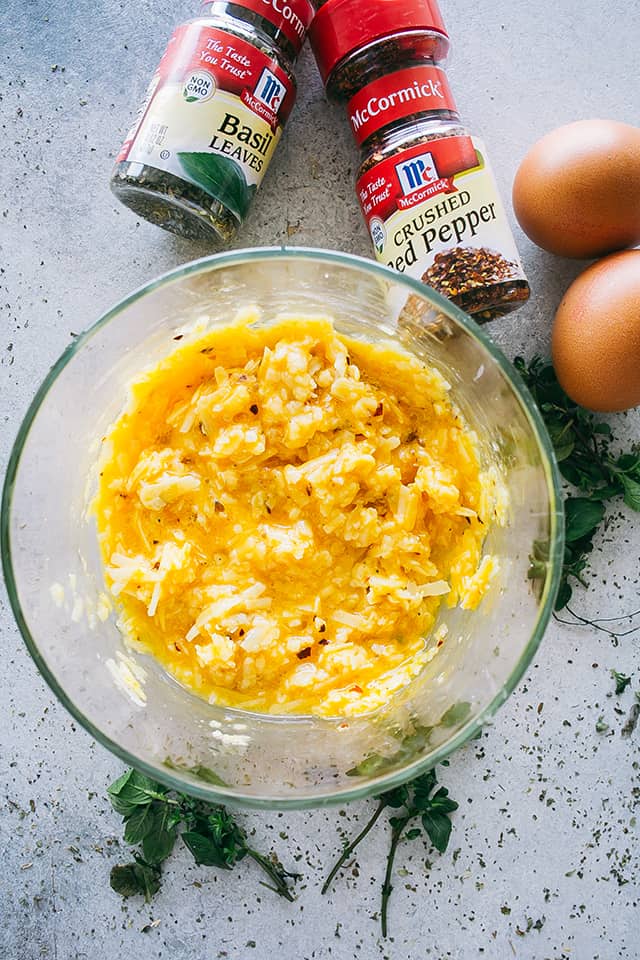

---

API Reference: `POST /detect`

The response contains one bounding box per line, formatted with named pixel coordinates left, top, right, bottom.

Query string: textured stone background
left=1, top=1, right=639, bottom=958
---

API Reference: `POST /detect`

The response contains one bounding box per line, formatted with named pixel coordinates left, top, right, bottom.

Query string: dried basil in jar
left=309, top=0, right=530, bottom=320
left=111, top=0, right=314, bottom=244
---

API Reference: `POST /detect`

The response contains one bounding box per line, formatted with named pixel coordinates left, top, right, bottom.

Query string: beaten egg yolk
left=94, top=317, right=495, bottom=717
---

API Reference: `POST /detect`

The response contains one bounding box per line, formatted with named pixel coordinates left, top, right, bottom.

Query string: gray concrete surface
left=1, top=1, right=639, bottom=957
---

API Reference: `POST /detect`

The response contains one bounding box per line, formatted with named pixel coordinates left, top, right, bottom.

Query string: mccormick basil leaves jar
left=309, top=0, right=530, bottom=320
left=111, top=0, right=314, bottom=243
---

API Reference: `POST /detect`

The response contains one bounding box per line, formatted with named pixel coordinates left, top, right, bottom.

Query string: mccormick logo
left=395, top=152, right=439, bottom=196
left=254, top=67, right=287, bottom=112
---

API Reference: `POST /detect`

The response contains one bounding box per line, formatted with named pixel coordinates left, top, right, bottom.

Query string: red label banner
left=357, top=135, right=478, bottom=224
left=348, top=67, right=457, bottom=145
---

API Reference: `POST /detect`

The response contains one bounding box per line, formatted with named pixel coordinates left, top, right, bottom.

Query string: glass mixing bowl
left=2, top=248, right=563, bottom=809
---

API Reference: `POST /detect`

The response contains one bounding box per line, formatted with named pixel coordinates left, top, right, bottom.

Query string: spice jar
left=111, top=0, right=314, bottom=244
left=309, top=0, right=530, bottom=320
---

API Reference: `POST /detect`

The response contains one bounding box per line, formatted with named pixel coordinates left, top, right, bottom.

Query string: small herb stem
left=555, top=418, right=574, bottom=442
left=569, top=417, right=601, bottom=460
left=246, top=848, right=295, bottom=902
left=322, top=799, right=387, bottom=895
left=150, top=792, right=179, bottom=805
left=555, top=616, right=639, bottom=639
left=555, top=605, right=640, bottom=639
left=586, top=607, right=640, bottom=624
left=381, top=819, right=408, bottom=938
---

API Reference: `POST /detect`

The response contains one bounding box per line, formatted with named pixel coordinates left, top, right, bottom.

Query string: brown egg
left=513, top=119, right=640, bottom=258
left=552, top=250, right=640, bottom=412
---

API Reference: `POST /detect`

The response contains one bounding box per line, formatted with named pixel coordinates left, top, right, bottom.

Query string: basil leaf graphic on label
left=178, top=152, right=255, bottom=221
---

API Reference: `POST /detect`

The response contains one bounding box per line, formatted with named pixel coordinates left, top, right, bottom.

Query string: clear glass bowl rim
left=1, top=246, right=565, bottom=810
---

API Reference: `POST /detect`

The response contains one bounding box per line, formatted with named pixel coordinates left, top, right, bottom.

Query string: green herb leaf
left=421, top=809, right=453, bottom=853
left=164, top=759, right=227, bottom=786
left=142, top=805, right=177, bottom=865
left=616, top=452, right=640, bottom=471
left=611, top=670, right=632, bottom=695
left=108, top=768, right=295, bottom=904
left=346, top=725, right=432, bottom=778
left=388, top=814, right=407, bottom=830
left=110, top=864, right=142, bottom=898
left=398, top=725, right=433, bottom=755
left=621, top=476, right=640, bottom=512
left=382, top=785, right=409, bottom=809
left=108, top=770, right=139, bottom=816
left=205, top=808, right=248, bottom=866
left=182, top=830, right=233, bottom=870
left=564, top=498, right=605, bottom=543
left=555, top=580, right=573, bottom=612
left=547, top=421, right=575, bottom=462
left=110, top=859, right=161, bottom=902
left=178, top=152, right=255, bottom=221
left=123, top=802, right=158, bottom=845
left=346, top=754, right=387, bottom=777
left=108, top=770, right=164, bottom=816
left=191, top=765, right=226, bottom=785
left=439, top=701, right=471, bottom=727
left=516, top=357, right=640, bottom=611
left=429, top=785, right=459, bottom=816
left=411, top=769, right=438, bottom=806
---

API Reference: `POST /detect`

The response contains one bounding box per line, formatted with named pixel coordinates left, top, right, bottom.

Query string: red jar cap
left=309, top=0, right=449, bottom=86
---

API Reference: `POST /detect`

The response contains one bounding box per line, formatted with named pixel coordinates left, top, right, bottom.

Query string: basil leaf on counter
left=110, top=859, right=161, bottom=902
left=564, top=498, right=605, bottom=543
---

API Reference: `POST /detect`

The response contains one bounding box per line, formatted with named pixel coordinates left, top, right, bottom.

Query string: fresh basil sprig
left=323, top=767, right=458, bottom=937
left=515, top=357, right=640, bottom=610
left=108, top=769, right=298, bottom=902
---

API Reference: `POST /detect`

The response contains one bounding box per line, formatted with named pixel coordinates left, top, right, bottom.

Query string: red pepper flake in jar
left=309, top=0, right=530, bottom=321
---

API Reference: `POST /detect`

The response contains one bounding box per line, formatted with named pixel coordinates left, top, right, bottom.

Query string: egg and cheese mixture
left=94, top=317, right=495, bottom=717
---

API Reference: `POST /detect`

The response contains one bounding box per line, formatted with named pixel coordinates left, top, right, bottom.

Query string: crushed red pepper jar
left=309, top=0, right=530, bottom=320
